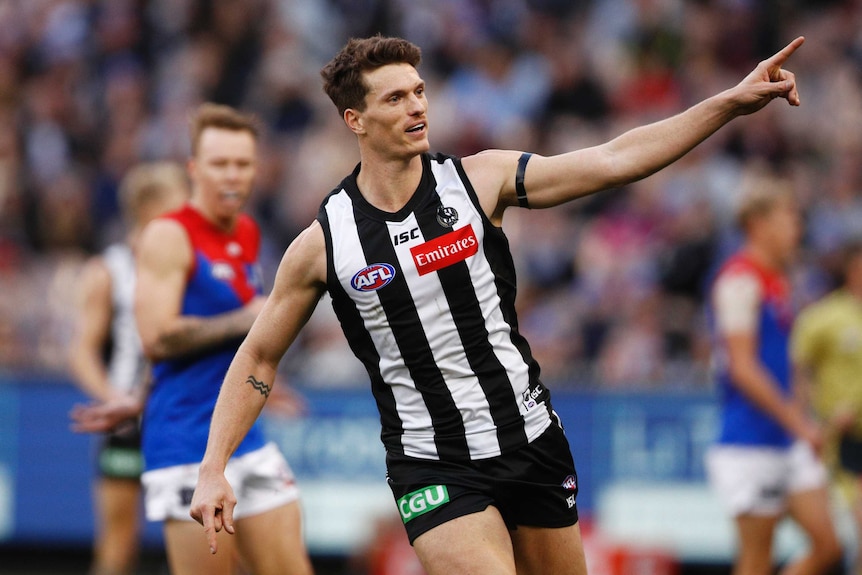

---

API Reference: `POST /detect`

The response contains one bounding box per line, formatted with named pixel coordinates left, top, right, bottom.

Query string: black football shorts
left=386, top=421, right=579, bottom=544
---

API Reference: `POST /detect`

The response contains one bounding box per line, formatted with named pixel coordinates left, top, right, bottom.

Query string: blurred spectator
left=0, top=0, right=861, bottom=393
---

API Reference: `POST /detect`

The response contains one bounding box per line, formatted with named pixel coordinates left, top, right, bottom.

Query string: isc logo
left=350, top=263, right=396, bottom=291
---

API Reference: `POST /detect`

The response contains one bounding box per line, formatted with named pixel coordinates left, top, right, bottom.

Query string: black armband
left=516, top=152, right=532, bottom=209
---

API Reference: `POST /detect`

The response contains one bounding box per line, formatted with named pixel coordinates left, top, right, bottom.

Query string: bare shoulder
left=461, top=149, right=525, bottom=222
left=137, top=218, right=191, bottom=269
left=461, top=149, right=522, bottom=183
left=276, top=220, right=327, bottom=290
left=139, top=217, right=187, bottom=246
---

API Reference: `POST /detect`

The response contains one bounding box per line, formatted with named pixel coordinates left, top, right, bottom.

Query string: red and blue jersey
left=710, top=253, right=794, bottom=448
left=143, top=204, right=267, bottom=471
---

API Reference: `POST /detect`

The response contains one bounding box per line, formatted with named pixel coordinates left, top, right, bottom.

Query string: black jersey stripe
left=415, top=180, right=528, bottom=453
left=317, top=200, right=405, bottom=453
left=352, top=201, right=471, bottom=460
left=452, top=159, right=553, bottom=414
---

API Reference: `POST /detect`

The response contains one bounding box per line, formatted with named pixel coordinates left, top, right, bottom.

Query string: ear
left=186, top=157, right=197, bottom=181
left=344, top=108, right=365, bottom=135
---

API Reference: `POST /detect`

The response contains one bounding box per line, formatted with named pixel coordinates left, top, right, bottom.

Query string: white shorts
left=141, top=442, right=300, bottom=522
left=705, top=441, right=828, bottom=517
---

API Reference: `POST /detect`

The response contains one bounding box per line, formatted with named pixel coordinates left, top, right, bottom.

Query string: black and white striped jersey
left=317, top=153, right=555, bottom=461
left=103, top=243, right=149, bottom=394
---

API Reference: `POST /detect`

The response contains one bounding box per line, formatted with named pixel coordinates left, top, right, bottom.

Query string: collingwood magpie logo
left=436, top=205, right=458, bottom=228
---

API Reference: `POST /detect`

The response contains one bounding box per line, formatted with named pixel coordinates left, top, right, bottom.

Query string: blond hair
left=188, top=102, right=260, bottom=155
left=119, top=161, right=189, bottom=226
left=735, top=170, right=795, bottom=232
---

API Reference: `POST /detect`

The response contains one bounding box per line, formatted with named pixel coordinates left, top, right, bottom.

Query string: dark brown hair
left=320, top=36, right=422, bottom=115
left=188, top=103, right=260, bottom=155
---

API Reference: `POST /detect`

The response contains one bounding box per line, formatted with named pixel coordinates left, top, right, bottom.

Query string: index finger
left=768, top=36, right=805, bottom=68
left=202, top=506, right=222, bottom=554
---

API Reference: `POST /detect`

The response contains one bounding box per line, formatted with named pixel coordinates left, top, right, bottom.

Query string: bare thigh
left=93, top=478, right=141, bottom=571
left=413, top=506, right=516, bottom=575
left=235, top=501, right=313, bottom=575
left=163, top=519, right=238, bottom=575
left=95, top=477, right=140, bottom=537
left=510, top=521, right=587, bottom=575
left=781, top=486, right=842, bottom=574
left=733, top=514, right=780, bottom=575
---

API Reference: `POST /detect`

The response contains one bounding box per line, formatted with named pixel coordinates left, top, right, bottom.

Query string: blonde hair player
left=69, top=161, right=188, bottom=575
left=706, top=175, right=842, bottom=575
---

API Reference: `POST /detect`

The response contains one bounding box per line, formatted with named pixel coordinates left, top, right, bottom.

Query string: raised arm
left=190, top=221, right=327, bottom=553
left=465, top=36, right=805, bottom=222
left=134, top=218, right=264, bottom=362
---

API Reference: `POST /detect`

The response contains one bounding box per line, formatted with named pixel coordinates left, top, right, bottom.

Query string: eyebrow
left=378, top=79, right=425, bottom=102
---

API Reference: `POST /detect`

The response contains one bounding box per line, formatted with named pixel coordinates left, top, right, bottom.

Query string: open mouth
left=406, top=123, right=425, bottom=133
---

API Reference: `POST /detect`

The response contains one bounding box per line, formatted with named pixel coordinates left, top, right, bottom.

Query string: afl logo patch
left=436, top=205, right=458, bottom=227
left=351, top=263, right=396, bottom=291
left=226, top=241, right=242, bottom=257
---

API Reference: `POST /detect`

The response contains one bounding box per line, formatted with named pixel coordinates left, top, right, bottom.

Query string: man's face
left=760, top=197, right=802, bottom=267
left=354, top=63, right=429, bottom=159
left=189, top=127, right=257, bottom=221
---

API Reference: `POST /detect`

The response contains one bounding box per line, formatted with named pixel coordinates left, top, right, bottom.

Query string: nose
left=407, top=92, right=425, bottom=115
left=225, top=163, right=241, bottom=181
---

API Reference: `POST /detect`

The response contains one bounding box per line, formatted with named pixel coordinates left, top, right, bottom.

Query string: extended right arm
left=190, top=221, right=327, bottom=553
left=134, top=218, right=265, bottom=362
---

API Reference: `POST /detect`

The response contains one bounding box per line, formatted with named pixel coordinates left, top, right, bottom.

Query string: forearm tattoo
left=245, top=375, right=271, bottom=398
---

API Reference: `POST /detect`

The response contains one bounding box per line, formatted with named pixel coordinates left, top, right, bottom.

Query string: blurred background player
left=706, top=174, right=842, bottom=575
left=793, top=239, right=862, bottom=575
left=133, top=103, right=311, bottom=575
left=68, top=161, right=189, bottom=575
left=73, top=103, right=313, bottom=575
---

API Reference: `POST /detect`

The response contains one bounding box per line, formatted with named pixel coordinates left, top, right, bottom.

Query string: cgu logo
left=397, top=485, right=450, bottom=523
left=351, top=263, right=396, bottom=291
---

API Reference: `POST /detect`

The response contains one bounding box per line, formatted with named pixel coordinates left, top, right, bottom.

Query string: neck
left=190, top=197, right=237, bottom=232
left=355, top=151, right=423, bottom=213
left=743, top=241, right=783, bottom=272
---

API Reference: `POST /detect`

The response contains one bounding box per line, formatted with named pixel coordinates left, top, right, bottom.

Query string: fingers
left=768, top=68, right=800, bottom=106
left=191, top=498, right=236, bottom=555
left=783, top=69, right=800, bottom=106
left=767, top=36, right=805, bottom=69
left=220, top=499, right=236, bottom=536
left=199, top=506, right=221, bottom=555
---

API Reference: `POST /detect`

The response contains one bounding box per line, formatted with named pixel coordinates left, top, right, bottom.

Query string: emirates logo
left=410, top=225, right=478, bottom=276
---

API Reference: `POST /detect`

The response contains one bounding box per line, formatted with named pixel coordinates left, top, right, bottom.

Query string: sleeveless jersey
left=143, top=205, right=267, bottom=471
left=710, top=253, right=794, bottom=448
left=317, top=153, right=555, bottom=462
left=102, top=243, right=148, bottom=393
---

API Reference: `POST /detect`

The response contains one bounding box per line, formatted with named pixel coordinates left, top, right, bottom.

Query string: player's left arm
left=464, top=37, right=804, bottom=223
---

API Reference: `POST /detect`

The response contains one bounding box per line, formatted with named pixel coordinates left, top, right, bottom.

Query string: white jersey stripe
left=319, top=153, right=554, bottom=460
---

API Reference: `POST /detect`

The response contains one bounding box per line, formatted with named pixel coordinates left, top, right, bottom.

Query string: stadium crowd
left=1, top=0, right=860, bottom=389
